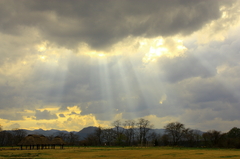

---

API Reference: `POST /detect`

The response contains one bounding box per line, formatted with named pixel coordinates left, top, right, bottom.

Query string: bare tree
left=123, top=120, right=136, bottom=146
left=164, top=122, right=187, bottom=146
left=68, top=132, right=79, bottom=146
left=112, top=120, right=124, bottom=145
left=102, top=128, right=115, bottom=146
left=0, top=131, right=13, bottom=146
left=57, top=132, right=69, bottom=144
left=112, top=120, right=121, bottom=135
left=202, top=130, right=222, bottom=147
left=94, top=126, right=103, bottom=146
left=84, top=134, right=98, bottom=146
left=184, top=129, right=202, bottom=147
left=47, top=134, right=55, bottom=141
left=12, top=129, right=27, bottom=146
left=137, top=118, right=153, bottom=145
left=148, top=131, right=158, bottom=146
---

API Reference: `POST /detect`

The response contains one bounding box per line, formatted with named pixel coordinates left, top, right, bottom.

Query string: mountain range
left=23, top=126, right=166, bottom=140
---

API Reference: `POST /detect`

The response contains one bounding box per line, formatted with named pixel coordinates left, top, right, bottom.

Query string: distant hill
left=75, top=126, right=98, bottom=139
left=75, top=127, right=166, bottom=140
left=24, top=129, right=69, bottom=136
left=21, top=127, right=203, bottom=140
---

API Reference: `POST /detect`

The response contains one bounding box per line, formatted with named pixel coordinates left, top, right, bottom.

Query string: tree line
left=0, top=125, right=80, bottom=147
left=1, top=120, right=240, bottom=148
left=0, top=128, right=28, bottom=147
left=82, top=120, right=240, bottom=148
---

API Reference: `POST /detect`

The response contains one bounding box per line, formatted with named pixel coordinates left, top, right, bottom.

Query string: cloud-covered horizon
left=0, top=0, right=240, bottom=132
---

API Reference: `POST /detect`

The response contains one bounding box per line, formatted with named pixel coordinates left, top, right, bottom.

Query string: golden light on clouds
left=40, top=56, right=46, bottom=60
left=36, top=41, right=48, bottom=52
left=87, top=51, right=107, bottom=57
left=0, top=106, right=113, bottom=131
left=1, top=0, right=240, bottom=132
left=193, top=2, right=240, bottom=44
left=159, top=94, right=167, bottom=104
left=77, top=36, right=188, bottom=64
left=142, top=37, right=187, bottom=63
left=67, top=105, right=81, bottom=114
left=37, top=107, right=59, bottom=112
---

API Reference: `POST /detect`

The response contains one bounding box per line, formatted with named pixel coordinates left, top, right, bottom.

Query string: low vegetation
left=1, top=146, right=240, bottom=159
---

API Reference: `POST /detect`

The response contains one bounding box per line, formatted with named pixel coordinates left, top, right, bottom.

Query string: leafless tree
left=112, top=120, right=122, bottom=134
left=68, top=132, right=79, bottom=146
left=164, top=122, right=187, bottom=145
left=123, top=120, right=136, bottom=146
left=94, top=126, right=103, bottom=146
left=137, top=118, right=153, bottom=145
left=12, top=129, right=27, bottom=146
left=57, top=132, right=69, bottom=143
left=112, top=120, right=124, bottom=145
left=147, top=131, right=158, bottom=146
left=184, top=129, right=202, bottom=147
left=202, top=130, right=222, bottom=147
left=102, top=128, right=115, bottom=146
left=161, top=134, right=170, bottom=146
left=0, top=131, right=13, bottom=146
left=84, top=134, right=98, bottom=146
left=47, top=134, right=55, bottom=141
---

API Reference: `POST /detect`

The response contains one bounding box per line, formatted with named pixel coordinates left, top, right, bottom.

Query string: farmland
left=1, top=147, right=240, bottom=159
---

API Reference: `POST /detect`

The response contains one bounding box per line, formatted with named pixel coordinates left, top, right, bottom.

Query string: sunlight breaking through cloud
left=0, top=0, right=240, bottom=132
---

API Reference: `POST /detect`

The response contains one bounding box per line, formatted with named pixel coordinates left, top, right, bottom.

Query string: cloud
left=59, top=114, right=65, bottom=118
left=8, top=123, right=20, bottom=130
left=0, top=0, right=240, bottom=132
left=35, top=110, right=58, bottom=120
left=0, top=0, right=235, bottom=50
left=0, top=110, right=23, bottom=120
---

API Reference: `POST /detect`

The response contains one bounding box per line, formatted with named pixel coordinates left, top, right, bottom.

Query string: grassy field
left=1, top=146, right=240, bottom=159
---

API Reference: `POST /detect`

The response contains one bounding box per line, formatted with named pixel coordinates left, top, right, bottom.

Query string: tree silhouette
left=164, top=122, right=186, bottom=146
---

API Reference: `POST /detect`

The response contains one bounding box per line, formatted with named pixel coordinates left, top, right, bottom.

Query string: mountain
left=75, top=126, right=98, bottom=139
left=23, top=127, right=98, bottom=139
left=25, top=129, right=69, bottom=136
left=20, top=127, right=203, bottom=140
left=23, top=127, right=166, bottom=139
left=75, top=127, right=166, bottom=140
left=151, top=129, right=166, bottom=135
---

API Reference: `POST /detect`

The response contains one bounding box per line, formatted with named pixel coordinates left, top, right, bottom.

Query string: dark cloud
left=0, top=0, right=239, bottom=131
left=70, top=112, right=77, bottom=115
left=189, top=80, right=238, bottom=104
left=158, top=55, right=216, bottom=83
left=0, top=112, right=23, bottom=120
left=1, top=33, right=239, bottom=122
left=59, top=114, right=65, bottom=117
left=0, top=0, right=234, bottom=50
left=35, top=110, right=58, bottom=120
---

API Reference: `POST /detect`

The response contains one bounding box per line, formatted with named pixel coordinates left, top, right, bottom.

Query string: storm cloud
left=0, top=0, right=240, bottom=131
left=35, top=110, right=58, bottom=120
left=0, top=0, right=235, bottom=50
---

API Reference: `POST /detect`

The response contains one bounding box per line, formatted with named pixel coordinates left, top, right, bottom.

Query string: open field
left=1, top=147, right=240, bottom=159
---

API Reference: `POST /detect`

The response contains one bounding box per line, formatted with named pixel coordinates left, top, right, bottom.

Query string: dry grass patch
left=1, top=147, right=240, bottom=159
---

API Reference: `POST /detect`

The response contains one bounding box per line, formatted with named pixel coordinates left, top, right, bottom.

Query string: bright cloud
left=0, top=0, right=240, bottom=132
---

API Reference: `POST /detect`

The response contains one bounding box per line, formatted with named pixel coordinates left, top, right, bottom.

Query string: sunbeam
left=1, top=0, right=240, bottom=132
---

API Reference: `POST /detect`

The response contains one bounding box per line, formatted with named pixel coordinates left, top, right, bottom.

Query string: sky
left=0, top=0, right=240, bottom=132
